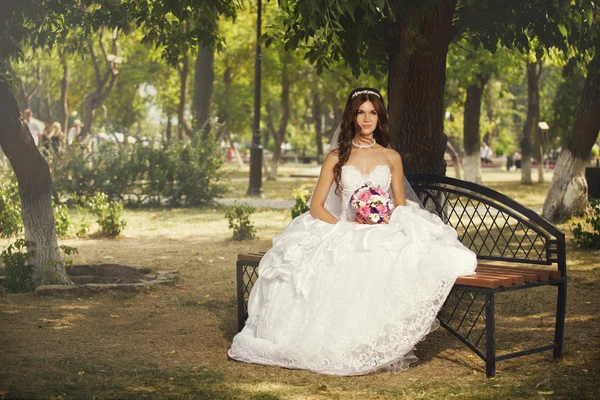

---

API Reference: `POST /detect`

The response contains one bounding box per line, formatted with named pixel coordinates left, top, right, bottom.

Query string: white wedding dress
left=228, top=164, right=477, bottom=375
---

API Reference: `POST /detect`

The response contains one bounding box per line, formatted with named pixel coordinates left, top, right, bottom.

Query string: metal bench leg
left=554, top=281, right=567, bottom=359
left=236, top=261, right=246, bottom=332
left=485, top=292, right=496, bottom=377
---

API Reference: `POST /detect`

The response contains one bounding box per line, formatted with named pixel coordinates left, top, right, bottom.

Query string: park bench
left=235, top=174, right=566, bottom=377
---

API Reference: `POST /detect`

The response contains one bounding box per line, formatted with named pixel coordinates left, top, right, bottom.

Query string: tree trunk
left=521, top=60, right=542, bottom=185
left=177, top=50, right=191, bottom=141
left=59, top=47, right=70, bottom=135
left=386, top=0, right=456, bottom=175
left=542, top=57, right=600, bottom=222
left=166, top=115, right=173, bottom=142
left=80, top=28, right=120, bottom=139
left=193, top=46, right=214, bottom=139
left=485, top=98, right=498, bottom=150
left=12, top=63, right=42, bottom=111
left=463, top=74, right=489, bottom=184
left=312, top=88, right=324, bottom=164
left=269, top=52, right=291, bottom=180
left=446, top=139, right=462, bottom=179
left=0, top=76, right=70, bottom=287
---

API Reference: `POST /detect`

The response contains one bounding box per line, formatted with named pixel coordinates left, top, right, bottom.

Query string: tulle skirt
left=228, top=201, right=477, bottom=375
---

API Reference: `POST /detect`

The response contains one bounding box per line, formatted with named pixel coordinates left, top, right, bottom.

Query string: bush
left=0, top=183, right=23, bottom=238
left=48, top=133, right=228, bottom=207
left=89, top=192, right=126, bottom=237
left=2, top=239, right=34, bottom=293
left=225, top=202, right=256, bottom=241
left=291, top=186, right=311, bottom=218
left=572, top=200, right=600, bottom=249
left=53, top=201, right=72, bottom=237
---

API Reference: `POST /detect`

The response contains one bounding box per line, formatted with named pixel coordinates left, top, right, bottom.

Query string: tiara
left=351, top=90, right=381, bottom=99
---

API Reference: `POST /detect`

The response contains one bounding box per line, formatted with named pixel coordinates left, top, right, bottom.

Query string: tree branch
left=88, top=38, right=102, bottom=87
left=28, top=65, right=43, bottom=99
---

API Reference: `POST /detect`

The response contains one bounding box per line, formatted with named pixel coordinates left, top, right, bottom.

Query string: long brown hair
left=333, top=87, right=390, bottom=195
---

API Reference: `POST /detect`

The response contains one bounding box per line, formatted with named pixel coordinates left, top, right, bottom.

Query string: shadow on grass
left=2, top=357, right=281, bottom=400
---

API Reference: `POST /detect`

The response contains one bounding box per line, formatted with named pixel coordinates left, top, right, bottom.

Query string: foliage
left=291, top=186, right=311, bottom=218
left=88, top=192, right=126, bottom=237
left=49, top=134, right=228, bottom=207
left=53, top=201, right=72, bottom=237
left=0, top=182, right=23, bottom=238
left=224, top=202, right=256, bottom=241
left=1, top=239, right=34, bottom=293
left=571, top=200, right=600, bottom=249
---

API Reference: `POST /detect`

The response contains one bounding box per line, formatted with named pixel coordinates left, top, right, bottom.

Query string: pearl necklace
left=352, top=139, right=376, bottom=149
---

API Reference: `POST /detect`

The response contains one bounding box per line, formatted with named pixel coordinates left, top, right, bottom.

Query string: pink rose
left=374, top=187, right=385, bottom=196
left=358, top=205, right=371, bottom=217
left=376, top=204, right=389, bottom=215
left=359, top=190, right=371, bottom=202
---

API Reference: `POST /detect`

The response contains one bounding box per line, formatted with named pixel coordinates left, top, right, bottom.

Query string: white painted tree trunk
left=21, top=190, right=70, bottom=286
left=463, top=153, right=483, bottom=184
left=0, top=77, right=71, bottom=288
left=542, top=150, right=589, bottom=221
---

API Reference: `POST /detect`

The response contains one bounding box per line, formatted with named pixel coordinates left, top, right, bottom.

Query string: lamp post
left=246, top=0, right=263, bottom=197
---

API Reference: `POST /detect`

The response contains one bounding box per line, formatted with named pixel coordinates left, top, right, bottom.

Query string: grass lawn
left=1, top=168, right=599, bottom=399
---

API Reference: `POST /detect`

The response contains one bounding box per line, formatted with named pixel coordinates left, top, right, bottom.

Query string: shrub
left=2, top=239, right=34, bottom=293
left=0, top=182, right=23, bottom=238
left=89, top=192, right=126, bottom=237
left=572, top=200, right=600, bottom=249
left=291, top=186, right=311, bottom=218
left=225, top=202, right=256, bottom=241
left=53, top=201, right=72, bottom=237
left=48, top=132, right=228, bottom=207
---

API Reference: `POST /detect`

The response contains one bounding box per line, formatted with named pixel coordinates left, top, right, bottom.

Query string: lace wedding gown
left=228, top=164, right=477, bottom=375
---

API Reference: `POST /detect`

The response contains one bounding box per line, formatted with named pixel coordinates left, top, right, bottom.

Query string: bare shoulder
left=324, top=150, right=340, bottom=166
left=382, top=148, right=403, bottom=168
left=319, top=150, right=339, bottom=174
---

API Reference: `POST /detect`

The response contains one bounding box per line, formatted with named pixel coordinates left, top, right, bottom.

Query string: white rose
left=369, top=214, right=380, bottom=223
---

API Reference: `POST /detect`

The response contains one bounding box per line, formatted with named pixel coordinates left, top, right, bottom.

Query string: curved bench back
left=406, top=174, right=565, bottom=272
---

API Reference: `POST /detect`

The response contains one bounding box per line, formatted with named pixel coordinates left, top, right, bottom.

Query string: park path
left=214, top=197, right=295, bottom=209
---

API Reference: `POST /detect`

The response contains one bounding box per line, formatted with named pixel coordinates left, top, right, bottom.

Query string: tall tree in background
left=58, top=46, right=70, bottom=133
left=177, top=47, right=192, bottom=140
left=463, top=72, right=489, bottom=184
left=194, top=46, right=214, bottom=137
left=521, top=59, right=543, bottom=185
left=80, top=26, right=121, bottom=139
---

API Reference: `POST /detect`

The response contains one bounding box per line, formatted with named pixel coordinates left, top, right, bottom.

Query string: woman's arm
left=388, top=150, right=407, bottom=207
left=309, top=152, right=340, bottom=224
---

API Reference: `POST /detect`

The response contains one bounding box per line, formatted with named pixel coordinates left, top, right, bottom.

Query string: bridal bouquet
left=350, top=183, right=391, bottom=224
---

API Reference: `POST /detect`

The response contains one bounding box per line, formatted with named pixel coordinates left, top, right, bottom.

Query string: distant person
left=514, top=152, right=522, bottom=169
left=67, top=119, right=83, bottom=145
left=480, top=142, right=492, bottom=164
left=44, top=122, right=63, bottom=153
left=23, top=109, right=42, bottom=146
left=506, top=152, right=514, bottom=171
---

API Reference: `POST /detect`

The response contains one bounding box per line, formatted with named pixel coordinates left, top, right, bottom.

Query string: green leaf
left=558, top=24, right=568, bottom=37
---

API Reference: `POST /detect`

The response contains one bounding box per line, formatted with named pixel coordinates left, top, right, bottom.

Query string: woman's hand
left=356, top=215, right=389, bottom=224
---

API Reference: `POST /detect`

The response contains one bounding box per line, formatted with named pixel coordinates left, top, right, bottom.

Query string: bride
left=228, top=87, right=477, bottom=375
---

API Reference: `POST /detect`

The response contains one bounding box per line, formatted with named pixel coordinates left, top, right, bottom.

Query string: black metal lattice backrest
left=406, top=174, right=565, bottom=266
